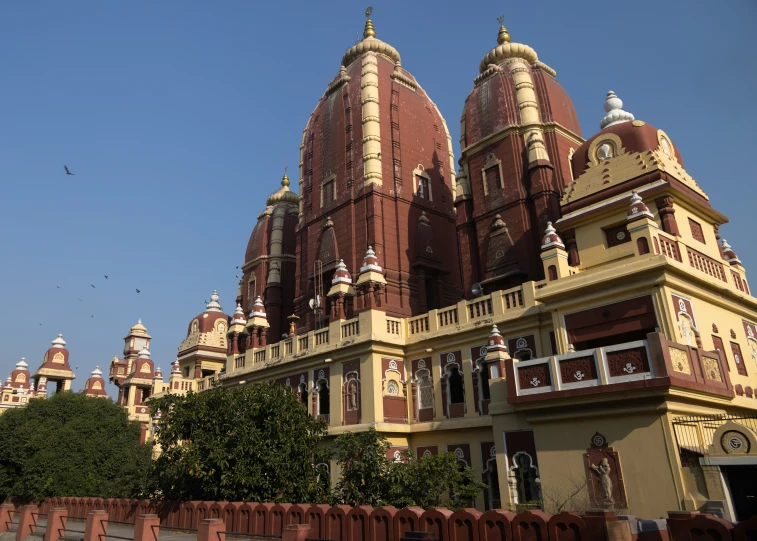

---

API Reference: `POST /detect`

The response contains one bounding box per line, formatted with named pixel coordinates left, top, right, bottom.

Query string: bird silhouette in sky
left=136, top=289, right=141, bottom=294
left=235, top=265, right=239, bottom=269
left=90, top=284, right=96, bottom=288
left=56, top=285, right=60, bottom=289
left=91, top=315, right=94, bottom=318
left=38, top=323, right=42, bottom=326
left=77, top=298, right=83, bottom=302
left=104, top=275, right=108, bottom=280
left=64, top=165, right=74, bottom=175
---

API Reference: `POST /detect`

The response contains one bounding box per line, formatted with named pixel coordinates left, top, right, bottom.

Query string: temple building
left=138, top=14, right=757, bottom=521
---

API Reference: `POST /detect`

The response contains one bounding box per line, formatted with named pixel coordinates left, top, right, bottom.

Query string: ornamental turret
left=32, top=334, right=76, bottom=394
left=83, top=366, right=108, bottom=397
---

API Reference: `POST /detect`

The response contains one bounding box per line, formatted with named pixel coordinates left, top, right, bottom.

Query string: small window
left=597, top=142, right=614, bottom=161
left=417, top=370, right=434, bottom=410
left=688, top=218, right=705, bottom=244
left=318, top=380, right=330, bottom=415
left=448, top=365, right=464, bottom=404
left=416, top=175, right=429, bottom=199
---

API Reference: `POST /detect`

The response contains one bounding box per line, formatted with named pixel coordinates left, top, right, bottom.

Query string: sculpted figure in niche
left=347, top=380, right=358, bottom=410
left=590, top=458, right=614, bottom=509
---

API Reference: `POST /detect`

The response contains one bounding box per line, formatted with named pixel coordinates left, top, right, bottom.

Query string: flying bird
left=104, top=275, right=108, bottom=280
left=91, top=315, right=94, bottom=318
left=38, top=323, right=42, bottom=326
left=56, top=285, right=60, bottom=289
left=235, top=265, right=239, bottom=269
left=136, top=289, right=140, bottom=294
left=90, top=284, right=96, bottom=288
left=77, top=298, right=83, bottom=302
left=64, top=165, right=74, bottom=175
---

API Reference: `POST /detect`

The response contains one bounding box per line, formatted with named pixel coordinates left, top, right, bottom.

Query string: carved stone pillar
left=366, top=283, right=375, bottom=309
left=563, top=228, right=580, bottom=267
left=260, top=328, right=268, bottom=347
left=231, top=332, right=239, bottom=354
left=655, top=196, right=680, bottom=236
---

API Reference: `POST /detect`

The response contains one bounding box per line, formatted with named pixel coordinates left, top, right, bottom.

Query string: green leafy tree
left=331, top=428, right=486, bottom=509
left=330, top=429, right=391, bottom=506
left=0, top=392, right=152, bottom=502
left=150, top=381, right=329, bottom=502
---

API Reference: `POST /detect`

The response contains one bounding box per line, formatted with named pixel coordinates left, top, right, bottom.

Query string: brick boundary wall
left=2, top=497, right=755, bottom=541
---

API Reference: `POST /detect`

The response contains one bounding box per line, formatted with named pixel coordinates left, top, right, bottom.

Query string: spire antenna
left=496, top=16, right=511, bottom=45
left=363, top=6, right=375, bottom=39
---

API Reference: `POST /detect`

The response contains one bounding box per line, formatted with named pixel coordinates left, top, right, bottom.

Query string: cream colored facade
left=212, top=104, right=757, bottom=520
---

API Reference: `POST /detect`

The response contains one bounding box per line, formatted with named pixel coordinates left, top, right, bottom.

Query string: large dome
left=461, top=25, right=581, bottom=151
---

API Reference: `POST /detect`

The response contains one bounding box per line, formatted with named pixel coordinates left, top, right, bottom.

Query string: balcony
left=504, top=333, right=734, bottom=405
left=228, top=283, right=534, bottom=375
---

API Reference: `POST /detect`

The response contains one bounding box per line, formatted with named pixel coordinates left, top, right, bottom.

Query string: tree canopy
left=150, top=381, right=329, bottom=502
left=331, top=428, right=486, bottom=509
left=0, top=392, right=152, bottom=502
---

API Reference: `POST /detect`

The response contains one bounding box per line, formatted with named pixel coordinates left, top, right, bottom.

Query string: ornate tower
left=32, top=334, right=76, bottom=393
left=83, top=366, right=108, bottom=397
left=457, top=21, right=583, bottom=294
left=294, top=11, right=462, bottom=330
left=241, top=173, right=299, bottom=341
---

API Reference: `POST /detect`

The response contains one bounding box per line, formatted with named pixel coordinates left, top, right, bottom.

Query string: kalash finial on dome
left=363, top=6, right=376, bottom=39
left=496, top=16, right=511, bottom=45
left=137, top=346, right=151, bottom=359
left=281, top=166, right=290, bottom=187
left=206, top=290, right=223, bottom=312
left=16, top=357, right=28, bottom=370
left=51, top=333, right=66, bottom=348
left=600, top=90, right=635, bottom=130
left=91, top=366, right=103, bottom=378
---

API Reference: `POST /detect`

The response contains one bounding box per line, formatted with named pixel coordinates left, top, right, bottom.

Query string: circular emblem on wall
left=591, top=432, right=608, bottom=449
left=386, top=380, right=399, bottom=396
left=616, top=231, right=626, bottom=241
left=389, top=360, right=398, bottom=370
left=678, top=299, right=686, bottom=312
left=516, top=337, right=528, bottom=349
left=300, top=375, right=306, bottom=384
left=721, top=431, right=750, bottom=454
left=454, top=448, right=464, bottom=459
left=480, top=346, right=488, bottom=357
left=418, top=359, right=426, bottom=369
left=447, top=353, right=456, bottom=363
left=318, top=369, right=325, bottom=380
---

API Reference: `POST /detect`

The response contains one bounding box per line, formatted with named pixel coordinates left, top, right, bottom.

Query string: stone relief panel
left=606, top=347, right=650, bottom=377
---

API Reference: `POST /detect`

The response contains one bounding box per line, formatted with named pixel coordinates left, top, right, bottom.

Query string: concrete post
left=0, top=503, right=14, bottom=533
left=83, top=510, right=108, bottom=541
left=15, top=505, right=38, bottom=541
left=198, top=518, right=225, bottom=541
left=133, top=514, right=160, bottom=541
left=44, top=507, right=68, bottom=541
left=282, top=524, right=313, bottom=541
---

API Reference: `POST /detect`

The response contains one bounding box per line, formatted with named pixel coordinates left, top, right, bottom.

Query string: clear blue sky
left=1, top=0, right=755, bottom=397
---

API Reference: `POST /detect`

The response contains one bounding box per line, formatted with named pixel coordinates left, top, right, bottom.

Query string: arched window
left=318, top=379, right=330, bottom=416
left=509, top=452, right=540, bottom=505
left=637, top=237, right=650, bottom=255
left=298, top=382, right=308, bottom=407
left=417, top=369, right=434, bottom=410
left=447, top=365, right=464, bottom=405
left=192, top=320, right=199, bottom=333
left=477, top=360, right=491, bottom=401
left=548, top=265, right=557, bottom=281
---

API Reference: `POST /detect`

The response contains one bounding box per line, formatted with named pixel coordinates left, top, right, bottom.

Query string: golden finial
left=363, top=6, right=376, bottom=39
left=282, top=166, right=290, bottom=187
left=496, top=16, right=510, bottom=45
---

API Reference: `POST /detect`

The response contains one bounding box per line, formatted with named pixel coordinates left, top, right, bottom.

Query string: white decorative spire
left=171, top=359, right=180, bottom=374
left=231, top=303, right=246, bottom=324
left=206, top=290, right=222, bottom=312
left=16, top=357, right=28, bottom=369
left=251, top=296, right=267, bottom=318
left=91, top=366, right=103, bottom=378
left=51, top=334, right=67, bottom=348
left=600, top=90, right=634, bottom=129
left=137, top=347, right=151, bottom=359
left=234, top=303, right=244, bottom=315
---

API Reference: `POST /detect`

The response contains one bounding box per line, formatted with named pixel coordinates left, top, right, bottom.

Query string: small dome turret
left=541, top=222, right=565, bottom=252
left=627, top=191, right=653, bottom=222
left=205, top=290, right=223, bottom=312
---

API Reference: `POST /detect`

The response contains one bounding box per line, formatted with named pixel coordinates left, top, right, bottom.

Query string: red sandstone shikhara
left=2, top=498, right=756, bottom=541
